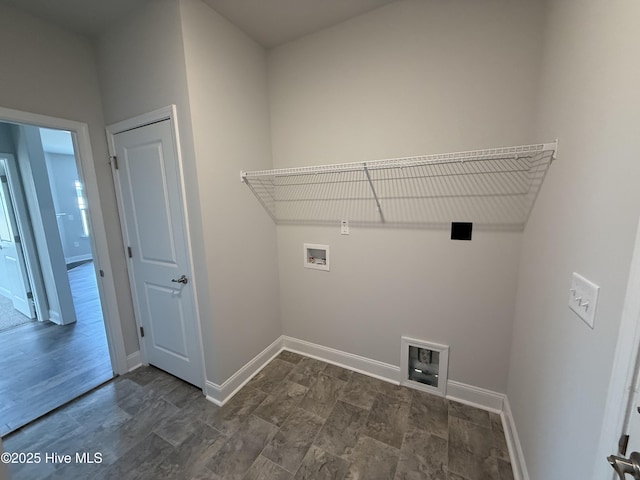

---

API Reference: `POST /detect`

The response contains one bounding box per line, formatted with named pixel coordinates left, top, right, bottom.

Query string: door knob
left=171, top=275, right=188, bottom=285
left=609, top=452, right=640, bottom=479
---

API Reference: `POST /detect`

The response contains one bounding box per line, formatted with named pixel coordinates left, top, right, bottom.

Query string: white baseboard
left=446, top=380, right=504, bottom=413
left=48, top=309, right=62, bottom=325
left=65, top=254, right=93, bottom=265
left=126, top=351, right=142, bottom=372
left=205, top=336, right=284, bottom=406
left=203, top=335, right=510, bottom=428
left=502, top=396, right=529, bottom=480
left=282, top=336, right=400, bottom=384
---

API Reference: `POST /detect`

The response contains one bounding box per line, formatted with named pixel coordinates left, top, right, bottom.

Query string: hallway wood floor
left=0, top=261, right=113, bottom=436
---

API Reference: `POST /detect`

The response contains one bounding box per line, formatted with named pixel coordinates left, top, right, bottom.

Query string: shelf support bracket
left=363, top=163, right=385, bottom=223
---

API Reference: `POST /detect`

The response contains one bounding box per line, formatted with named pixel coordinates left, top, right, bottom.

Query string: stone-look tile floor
left=4, top=351, right=514, bottom=479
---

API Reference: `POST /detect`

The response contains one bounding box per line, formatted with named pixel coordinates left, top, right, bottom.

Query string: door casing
left=106, top=105, right=206, bottom=390
left=0, top=105, right=128, bottom=375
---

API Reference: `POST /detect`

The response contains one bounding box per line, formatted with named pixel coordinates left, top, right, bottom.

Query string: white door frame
left=0, top=105, right=128, bottom=375
left=593, top=217, right=640, bottom=479
left=106, top=105, right=207, bottom=389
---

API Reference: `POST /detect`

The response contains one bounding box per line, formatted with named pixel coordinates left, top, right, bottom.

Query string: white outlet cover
left=569, top=272, right=599, bottom=329
left=341, top=220, right=349, bottom=235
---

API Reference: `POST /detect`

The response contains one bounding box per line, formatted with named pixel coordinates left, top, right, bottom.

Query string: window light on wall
left=74, top=180, right=90, bottom=237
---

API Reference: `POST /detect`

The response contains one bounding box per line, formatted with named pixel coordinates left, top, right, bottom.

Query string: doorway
left=107, top=106, right=205, bottom=389
left=0, top=120, right=116, bottom=436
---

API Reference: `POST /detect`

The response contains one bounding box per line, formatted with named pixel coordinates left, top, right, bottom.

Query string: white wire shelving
left=241, top=141, right=557, bottom=231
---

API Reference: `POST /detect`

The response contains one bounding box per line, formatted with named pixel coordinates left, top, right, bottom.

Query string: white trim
left=0, top=152, right=48, bottom=323
left=282, top=336, right=400, bottom=383
left=126, top=351, right=143, bottom=372
left=0, top=106, right=129, bottom=375
left=594, top=217, right=640, bottom=480
left=65, top=253, right=93, bottom=265
left=205, top=336, right=284, bottom=406
left=445, top=380, right=504, bottom=413
left=502, top=396, right=530, bottom=480
left=106, top=105, right=207, bottom=389
left=205, top=334, right=510, bottom=416
left=400, top=336, right=449, bottom=397
left=205, top=335, right=510, bottom=432
left=48, top=309, right=62, bottom=325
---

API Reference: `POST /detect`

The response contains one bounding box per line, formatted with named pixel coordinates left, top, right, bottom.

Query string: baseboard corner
left=446, top=380, right=504, bottom=413
left=502, top=395, right=530, bottom=480
left=205, top=336, right=284, bottom=406
left=126, top=351, right=142, bottom=372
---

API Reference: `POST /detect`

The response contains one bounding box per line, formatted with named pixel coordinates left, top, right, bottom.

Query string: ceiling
left=1, top=0, right=395, bottom=47
left=1, top=0, right=148, bottom=38
left=202, top=0, right=395, bottom=48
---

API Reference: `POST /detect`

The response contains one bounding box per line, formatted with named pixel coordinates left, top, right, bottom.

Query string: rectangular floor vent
left=400, top=336, right=449, bottom=397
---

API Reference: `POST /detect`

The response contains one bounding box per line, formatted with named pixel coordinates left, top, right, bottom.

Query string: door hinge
left=14, top=235, right=20, bottom=243
left=26, top=292, right=33, bottom=299
left=111, top=155, right=119, bottom=170
left=0, top=175, right=7, bottom=183
left=620, top=433, right=630, bottom=456
left=139, top=326, right=145, bottom=338
left=127, top=246, right=132, bottom=258
left=99, top=269, right=105, bottom=277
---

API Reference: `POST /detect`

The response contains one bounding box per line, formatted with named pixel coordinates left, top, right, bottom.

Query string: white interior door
left=0, top=174, right=35, bottom=318
left=112, top=118, right=203, bottom=388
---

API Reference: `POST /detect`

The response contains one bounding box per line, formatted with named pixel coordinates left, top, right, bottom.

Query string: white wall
left=11, top=125, right=76, bottom=325
left=44, top=152, right=93, bottom=264
left=0, top=124, right=13, bottom=154
left=179, top=0, right=281, bottom=383
left=0, top=2, right=138, bottom=353
left=97, top=0, right=203, bottom=364
left=268, top=0, right=545, bottom=392
left=98, top=0, right=281, bottom=385
left=507, top=1, right=640, bottom=478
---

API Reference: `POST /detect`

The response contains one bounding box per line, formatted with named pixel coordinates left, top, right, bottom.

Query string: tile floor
left=4, top=351, right=514, bottom=480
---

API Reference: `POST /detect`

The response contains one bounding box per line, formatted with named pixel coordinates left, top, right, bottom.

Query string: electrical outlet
left=341, top=220, right=349, bottom=235
left=569, top=272, right=599, bottom=329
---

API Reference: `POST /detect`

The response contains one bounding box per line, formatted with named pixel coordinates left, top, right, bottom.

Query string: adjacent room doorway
left=0, top=108, right=125, bottom=436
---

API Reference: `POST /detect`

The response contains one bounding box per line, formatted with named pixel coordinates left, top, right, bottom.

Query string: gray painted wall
left=97, top=0, right=281, bottom=384
left=0, top=124, right=14, bottom=154
left=97, top=0, right=203, bottom=366
left=267, top=0, right=545, bottom=392
left=507, top=0, right=640, bottom=478
left=11, top=125, right=76, bottom=325
left=44, top=152, right=93, bottom=264
left=179, top=0, right=281, bottom=383
left=0, top=2, right=138, bottom=354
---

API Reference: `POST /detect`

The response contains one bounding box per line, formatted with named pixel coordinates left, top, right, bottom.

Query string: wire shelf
left=241, top=141, right=557, bottom=230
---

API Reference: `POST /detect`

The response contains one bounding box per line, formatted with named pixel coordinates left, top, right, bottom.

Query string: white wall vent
left=401, top=336, right=449, bottom=397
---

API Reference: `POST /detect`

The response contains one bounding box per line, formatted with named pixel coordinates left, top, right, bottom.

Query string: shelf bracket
left=363, top=163, right=385, bottom=223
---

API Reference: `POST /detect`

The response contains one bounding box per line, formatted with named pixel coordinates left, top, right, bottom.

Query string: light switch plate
left=569, top=272, right=599, bottom=329
left=341, top=220, right=349, bottom=235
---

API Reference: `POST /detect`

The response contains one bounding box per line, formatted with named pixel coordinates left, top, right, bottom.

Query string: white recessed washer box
left=304, top=243, right=329, bottom=271
left=569, top=272, right=599, bottom=329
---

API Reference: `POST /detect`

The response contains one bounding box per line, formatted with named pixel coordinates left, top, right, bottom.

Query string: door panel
left=113, top=119, right=202, bottom=387
left=125, top=143, right=178, bottom=266
left=144, top=281, right=189, bottom=359
left=0, top=176, right=35, bottom=318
